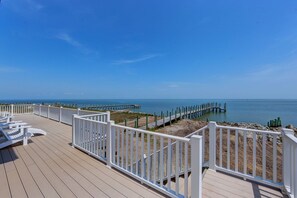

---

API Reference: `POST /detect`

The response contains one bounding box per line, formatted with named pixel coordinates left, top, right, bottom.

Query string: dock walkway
left=142, top=104, right=226, bottom=129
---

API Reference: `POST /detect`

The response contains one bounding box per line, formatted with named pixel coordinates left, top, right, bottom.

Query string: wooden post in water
left=189, top=106, right=191, bottom=119
left=146, top=115, right=148, bottom=130
left=154, top=113, right=157, bottom=128
left=175, top=110, right=177, bottom=121
left=163, top=114, right=165, bottom=127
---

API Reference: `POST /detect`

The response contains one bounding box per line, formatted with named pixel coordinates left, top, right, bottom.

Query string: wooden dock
left=141, top=103, right=226, bottom=129
left=0, top=114, right=285, bottom=198
left=82, top=104, right=141, bottom=111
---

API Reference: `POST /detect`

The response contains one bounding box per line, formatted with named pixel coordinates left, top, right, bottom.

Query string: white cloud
left=113, top=54, right=161, bottom=65
left=165, top=82, right=191, bottom=89
left=56, top=33, right=96, bottom=55
left=56, top=33, right=82, bottom=48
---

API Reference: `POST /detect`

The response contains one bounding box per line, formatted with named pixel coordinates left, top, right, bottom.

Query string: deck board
left=0, top=149, right=11, bottom=198
left=36, top=133, right=143, bottom=198
left=203, top=170, right=284, bottom=198
left=20, top=143, right=90, bottom=198
left=1, top=148, right=27, bottom=198
left=9, top=147, right=44, bottom=198
left=14, top=145, right=60, bottom=198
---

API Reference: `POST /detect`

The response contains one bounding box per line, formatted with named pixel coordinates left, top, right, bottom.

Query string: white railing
left=79, top=113, right=109, bottom=122
left=72, top=114, right=203, bottom=198
left=34, top=104, right=108, bottom=125
left=0, top=104, right=33, bottom=115
left=185, top=125, right=209, bottom=165
left=142, top=125, right=209, bottom=185
left=207, top=122, right=282, bottom=188
left=282, top=129, right=297, bottom=198
left=72, top=116, right=109, bottom=160
left=72, top=114, right=296, bottom=198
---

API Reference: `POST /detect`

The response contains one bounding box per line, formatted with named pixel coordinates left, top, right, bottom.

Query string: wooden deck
left=0, top=114, right=285, bottom=198
left=1, top=114, right=164, bottom=198
left=202, top=169, right=285, bottom=198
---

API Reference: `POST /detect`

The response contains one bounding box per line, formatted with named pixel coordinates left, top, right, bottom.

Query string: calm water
left=1, top=99, right=297, bottom=126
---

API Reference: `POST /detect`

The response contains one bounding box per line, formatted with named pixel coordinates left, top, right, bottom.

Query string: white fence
left=72, top=116, right=297, bottom=198
left=33, top=104, right=107, bottom=125
left=0, top=104, right=33, bottom=115
left=282, top=129, right=297, bottom=197
left=208, top=122, right=282, bottom=187
left=72, top=114, right=203, bottom=198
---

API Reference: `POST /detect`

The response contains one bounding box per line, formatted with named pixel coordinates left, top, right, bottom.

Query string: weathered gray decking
left=0, top=114, right=285, bottom=198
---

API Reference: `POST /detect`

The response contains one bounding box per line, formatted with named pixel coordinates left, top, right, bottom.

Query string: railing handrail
left=79, top=113, right=108, bottom=118
left=185, top=125, right=208, bottom=138
left=75, top=116, right=108, bottom=124
left=284, top=132, right=297, bottom=144
left=216, top=124, right=281, bottom=135
left=35, top=104, right=103, bottom=113
left=112, top=123, right=190, bottom=143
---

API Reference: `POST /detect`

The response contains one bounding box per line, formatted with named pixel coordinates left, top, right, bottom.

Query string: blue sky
left=1, top=0, right=297, bottom=99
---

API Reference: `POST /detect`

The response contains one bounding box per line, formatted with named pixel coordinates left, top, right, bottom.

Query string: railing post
left=208, top=121, right=217, bottom=170
left=106, top=119, right=114, bottom=168
left=72, top=114, right=78, bottom=148
left=282, top=128, right=294, bottom=194
left=107, top=111, right=110, bottom=122
left=59, top=106, right=63, bottom=122
left=191, top=135, right=202, bottom=198
left=10, top=104, right=14, bottom=116
left=23, top=127, right=28, bottom=146
left=77, top=108, right=80, bottom=116
left=32, top=104, right=35, bottom=114
left=48, top=105, right=50, bottom=118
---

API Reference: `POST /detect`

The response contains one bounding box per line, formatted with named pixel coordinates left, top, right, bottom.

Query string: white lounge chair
left=5, top=126, right=47, bottom=136
left=0, top=124, right=47, bottom=149
left=0, top=115, right=13, bottom=123
left=0, top=126, right=33, bottom=149
left=0, top=121, right=27, bottom=129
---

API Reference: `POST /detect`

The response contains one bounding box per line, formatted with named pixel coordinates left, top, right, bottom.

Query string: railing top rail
left=35, top=104, right=103, bottom=113
left=185, top=125, right=208, bottom=138
left=42, top=105, right=60, bottom=109
left=285, top=133, right=297, bottom=144
left=0, top=104, right=32, bottom=106
left=216, top=124, right=281, bottom=135
left=78, top=113, right=108, bottom=118
left=113, top=123, right=190, bottom=142
left=74, top=116, right=107, bottom=124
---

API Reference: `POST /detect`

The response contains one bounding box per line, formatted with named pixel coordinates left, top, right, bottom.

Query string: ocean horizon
left=1, top=99, right=297, bottom=127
